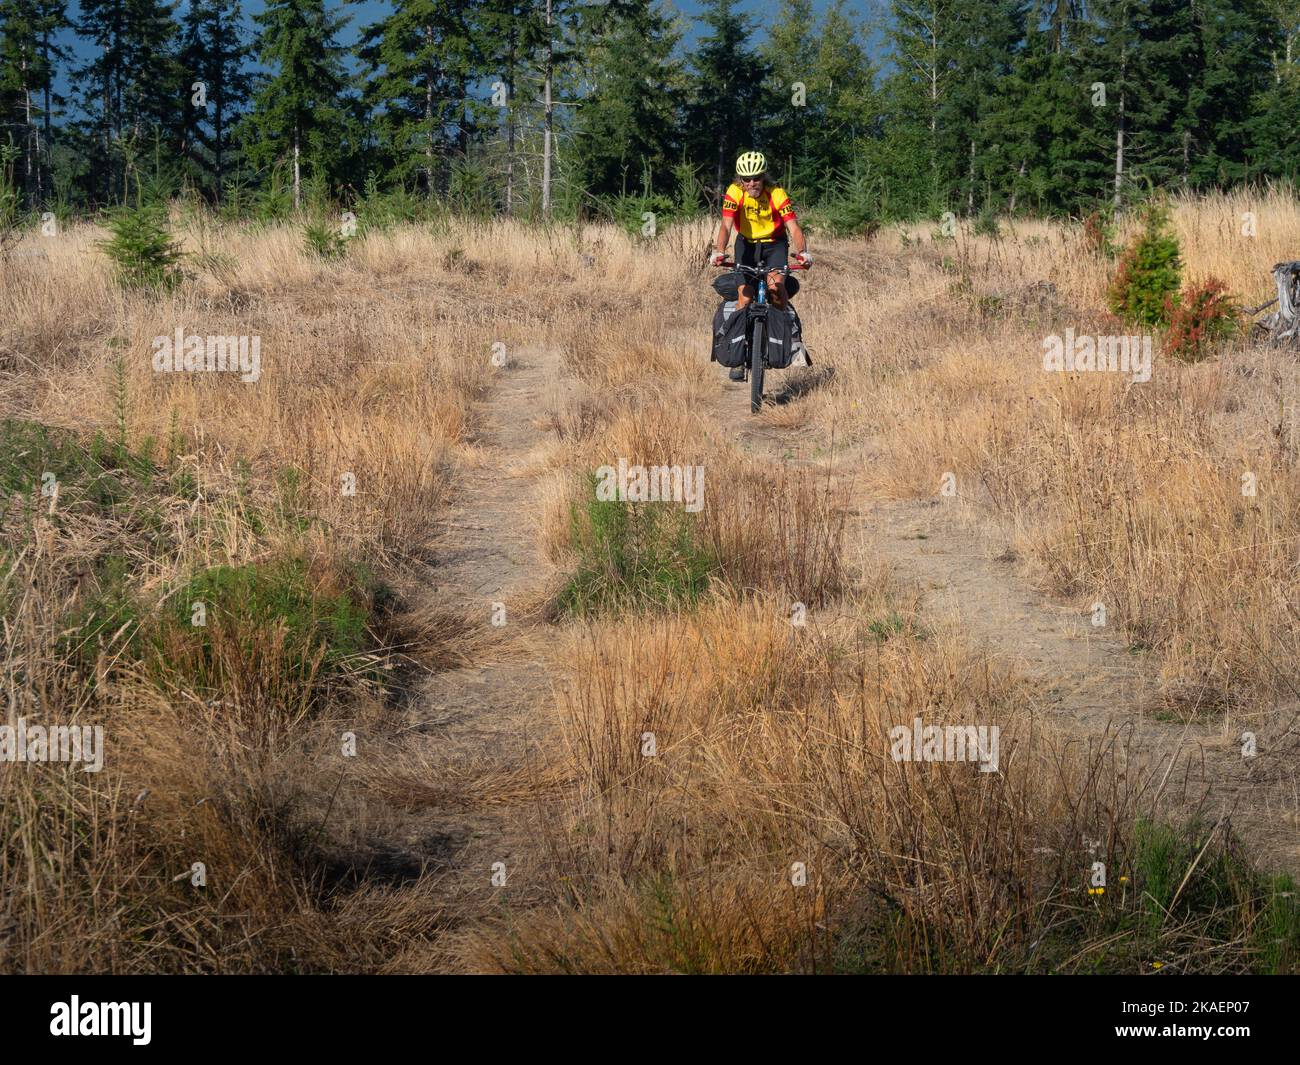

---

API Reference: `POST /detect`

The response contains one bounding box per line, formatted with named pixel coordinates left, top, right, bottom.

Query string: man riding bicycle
left=710, top=151, right=812, bottom=379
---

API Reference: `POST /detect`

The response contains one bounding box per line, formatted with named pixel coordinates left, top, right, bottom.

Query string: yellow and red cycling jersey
left=721, top=183, right=797, bottom=242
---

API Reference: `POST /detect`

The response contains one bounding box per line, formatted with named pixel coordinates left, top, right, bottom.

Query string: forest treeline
left=1, top=0, right=1299, bottom=228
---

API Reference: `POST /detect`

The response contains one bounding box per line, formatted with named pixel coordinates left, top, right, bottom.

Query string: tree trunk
left=1113, top=93, right=1124, bottom=211
left=21, top=55, right=34, bottom=206
left=103, top=59, right=112, bottom=204
left=542, top=0, right=553, bottom=215
left=505, top=29, right=516, bottom=215
left=215, top=10, right=225, bottom=203
left=967, top=138, right=975, bottom=214
left=1258, top=261, right=1300, bottom=344
left=215, top=86, right=225, bottom=203
left=1009, top=159, right=1025, bottom=214
left=425, top=25, right=436, bottom=196
left=1113, top=45, right=1126, bottom=213
left=293, top=131, right=301, bottom=211
left=928, top=18, right=939, bottom=205
left=458, top=79, right=468, bottom=155
left=41, top=29, right=52, bottom=203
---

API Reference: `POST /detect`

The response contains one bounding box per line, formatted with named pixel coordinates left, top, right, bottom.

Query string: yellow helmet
left=735, top=151, right=767, bottom=178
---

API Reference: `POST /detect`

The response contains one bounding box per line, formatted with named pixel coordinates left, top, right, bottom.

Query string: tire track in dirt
left=709, top=367, right=1300, bottom=874
left=384, top=344, right=574, bottom=919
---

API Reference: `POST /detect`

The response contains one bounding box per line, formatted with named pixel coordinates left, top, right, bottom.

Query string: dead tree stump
left=1254, top=261, right=1300, bottom=345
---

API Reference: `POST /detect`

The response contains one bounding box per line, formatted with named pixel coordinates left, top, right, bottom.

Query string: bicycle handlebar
left=714, top=260, right=810, bottom=271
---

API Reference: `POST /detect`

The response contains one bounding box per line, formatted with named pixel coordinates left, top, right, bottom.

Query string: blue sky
left=230, top=1, right=887, bottom=50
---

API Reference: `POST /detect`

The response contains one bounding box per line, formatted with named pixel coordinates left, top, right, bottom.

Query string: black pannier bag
left=711, top=300, right=750, bottom=367
left=711, top=270, right=743, bottom=301
left=787, top=303, right=805, bottom=342
left=711, top=270, right=799, bottom=301
left=763, top=300, right=795, bottom=369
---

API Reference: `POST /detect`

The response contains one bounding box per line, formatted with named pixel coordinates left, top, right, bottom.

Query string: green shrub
left=169, top=557, right=375, bottom=680
left=867, top=611, right=926, bottom=643
left=52, top=553, right=383, bottom=697
left=219, top=167, right=294, bottom=224
left=0, top=137, right=21, bottom=252
left=98, top=201, right=185, bottom=291
left=1128, top=819, right=1299, bottom=973
left=303, top=218, right=349, bottom=260
left=1107, top=200, right=1182, bottom=326
left=1017, top=818, right=1300, bottom=974
left=819, top=162, right=881, bottom=238
left=274, top=466, right=313, bottom=531
left=4, top=417, right=388, bottom=711
left=600, top=192, right=680, bottom=240
left=671, top=160, right=705, bottom=218
left=57, top=554, right=145, bottom=670
left=447, top=155, right=498, bottom=219
left=972, top=206, right=1000, bottom=238
left=354, top=172, right=427, bottom=233
left=557, top=474, right=718, bottom=617
left=0, top=418, right=152, bottom=511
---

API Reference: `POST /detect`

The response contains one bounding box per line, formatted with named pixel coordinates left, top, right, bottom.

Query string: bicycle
left=714, top=259, right=810, bottom=413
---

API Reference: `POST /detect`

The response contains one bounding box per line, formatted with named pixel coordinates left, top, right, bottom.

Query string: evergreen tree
left=472, top=0, right=548, bottom=215
left=758, top=0, right=878, bottom=195
left=244, top=0, right=352, bottom=209
left=1080, top=0, right=1143, bottom=209
left=179, top=0, right=253, bottom=202
left=1125, top=0, right=1201, bottom=192
left=570, top=0, right=683, bottom=199
left=809, top=0, right=880, bottom=177
left=684, top=0, right=770, bottom=197
left=1249, top=1, right=1300, bottom=179
left=876, top=0, right=964, bottom=216
left=0, top=0, right=1292, bottom=220
left=537, top=0, right=604, bottom=215
left=1185, top=0, right=1276, bottom=187
left=356, top=0, right=479, bottom=195
left=77, top=0, right=183, bottom=204
left=936, top=0, right=1026, bottom=215
left=993, top=18, right=1099, bottom=214
left=1083, top=0, right=1278, bottom=208
left=0, top=0, right=68, bottom=206
left=121, top=0, right=183, bottom=149
left=756, top=0, right=817, bottom=181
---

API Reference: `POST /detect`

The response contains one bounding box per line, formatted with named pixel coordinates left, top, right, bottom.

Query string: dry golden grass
left=4, top=195, right=1299, bottom=974
left=1, top=218, right=498, bottom=972
left=801, top=188, right=1300, bottom=715
left=1, top=221, right=508, bottom=609
left=1, top=512, right=456, bottom=973
left=536, top=399, right=849, bottom=611
left=462, top=593, right=1234, bottom=974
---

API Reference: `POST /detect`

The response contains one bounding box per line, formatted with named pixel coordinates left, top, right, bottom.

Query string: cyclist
left=710, top=152, right=811, bottom=378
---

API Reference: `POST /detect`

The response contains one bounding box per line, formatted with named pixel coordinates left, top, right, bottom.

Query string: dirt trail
left=373, top=329, right=1297, bottom=912
left=391, top=344, right=572, bottom=908
left=711, top=368, right=1300, bottom=873
left=865, top=498, right=1158, bottom=730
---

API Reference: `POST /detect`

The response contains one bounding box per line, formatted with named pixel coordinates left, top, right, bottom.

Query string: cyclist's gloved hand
left=796, top=250, right=812, bottom=266
left=710, top=251, right=726, bottom=267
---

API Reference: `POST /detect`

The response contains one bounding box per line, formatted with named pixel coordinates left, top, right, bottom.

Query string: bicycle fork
left=744, top=280, right=767, bottom=378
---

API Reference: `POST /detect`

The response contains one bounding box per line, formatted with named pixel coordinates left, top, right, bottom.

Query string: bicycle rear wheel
left=749, top=317, right=765, bottom=413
